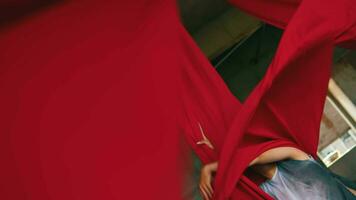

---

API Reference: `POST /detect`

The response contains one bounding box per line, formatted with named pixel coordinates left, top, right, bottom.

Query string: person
left=199, top=145, right=356, bottom=200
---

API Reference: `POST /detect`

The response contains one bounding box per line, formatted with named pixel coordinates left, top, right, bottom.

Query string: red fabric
left=0, top=0, right=239, bottom=199
left=214, top=0, right=356, bottom=199
left=0, top=1, right=192, bottom=199
left=1, top=0, right=356, bottom=200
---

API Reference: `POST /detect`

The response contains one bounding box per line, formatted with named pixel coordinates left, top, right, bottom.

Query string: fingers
left=200, top=184, right=213, bottom=200
left=196, top=140, right=210, bottom=146
left=206, top=182, right=214, bottom=198
left=199, top=175, right=213, bottom=200
left=197, top=122, right=206, bottom=138
left=199, top=185, right=209, bottom=200
left=197, top=122, right=215, bottom=150
left=201, top=131, right=208, bottom=140
left=206, top=142, right=214, bottom=149
left=199, top=162, right=216, bottom=200
left=196, top=140, right=214, bottom=149
left=196, top=141, right=205, bottom=145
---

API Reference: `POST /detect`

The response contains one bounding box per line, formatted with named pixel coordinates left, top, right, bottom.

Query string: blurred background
left=178, top=0, right=356, bottom=198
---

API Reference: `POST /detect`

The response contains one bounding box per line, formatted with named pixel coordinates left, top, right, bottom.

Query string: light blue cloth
left=260, top=157, right=356, bottom=200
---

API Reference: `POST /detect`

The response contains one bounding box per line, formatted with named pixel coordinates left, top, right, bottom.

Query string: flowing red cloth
left=1, top=0, right=356, bottom=200
left=0, top=0, right=239, bottom=199
left=212, top=0, right=356, bottom=199
left=1, top=1, right=182, bottom=199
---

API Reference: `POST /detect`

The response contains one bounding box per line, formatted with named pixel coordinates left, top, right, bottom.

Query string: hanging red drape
left=0, top=0, right=242, bottom=199
left=0, top=1, right=200, bottom=199
left=1, top=0, right=356, bottom=200
left=212, top=0, right=356, bottom=199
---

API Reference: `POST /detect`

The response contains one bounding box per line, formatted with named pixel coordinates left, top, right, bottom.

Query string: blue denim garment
left=260, top=157, right=356, bottom=200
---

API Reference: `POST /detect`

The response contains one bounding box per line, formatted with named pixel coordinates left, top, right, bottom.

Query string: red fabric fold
left=214, top=0, right=356, bottom=199
left=1, top=0, right=355, bottom=200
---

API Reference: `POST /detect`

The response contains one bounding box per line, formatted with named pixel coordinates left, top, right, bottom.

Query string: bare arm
left=198, top=147, right=308, bottom=199
left=346, top=187, right=356, bottom=196
left=249, top=146, right=309, bottom=166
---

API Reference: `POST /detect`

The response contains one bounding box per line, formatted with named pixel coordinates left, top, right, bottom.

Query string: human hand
left=196, top=122, right=214, bottom=149
left=199, top=162, right=218, bottom=200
